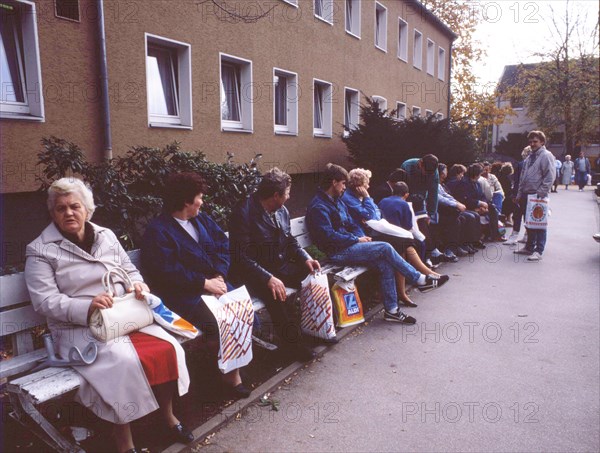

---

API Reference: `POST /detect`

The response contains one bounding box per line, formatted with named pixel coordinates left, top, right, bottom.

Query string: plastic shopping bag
left=331, top=279, right=365, bottom=328
left=202, top=286, right=254, bottom=373
left=145, top=293, right=200, bottom=339
left=524, top=194, right=549, bottom=230
left=299, top=272, right=336, bottom=341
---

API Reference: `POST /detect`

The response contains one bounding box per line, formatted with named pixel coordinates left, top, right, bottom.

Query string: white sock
left=388, top=307, right=398, bottom=314
left=417, top=274, right=427, bottom=285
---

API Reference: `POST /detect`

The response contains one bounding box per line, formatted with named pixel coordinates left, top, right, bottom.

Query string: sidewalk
left=183, top=189, right=600, bottom=452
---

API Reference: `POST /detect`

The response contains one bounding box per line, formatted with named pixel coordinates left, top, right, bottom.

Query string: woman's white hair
left=521, top=146, right=532, bottom=159
left=47, top=178, right=96, bottom=221
left=347, top=168, right=372, bottom=189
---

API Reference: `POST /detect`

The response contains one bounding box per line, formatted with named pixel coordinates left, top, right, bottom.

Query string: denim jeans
left=492, top=192, right=504, bottom=216
left=329, top=241, right=421, bottom=313
left=525, top=228, right=547, bottom=254
left=575, top=171, right=587, bottom=190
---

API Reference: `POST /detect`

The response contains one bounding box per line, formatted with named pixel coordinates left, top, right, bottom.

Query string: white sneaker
left=503, top=233, right=519, bottom=245
left=527, top=252, right=542, bottom=261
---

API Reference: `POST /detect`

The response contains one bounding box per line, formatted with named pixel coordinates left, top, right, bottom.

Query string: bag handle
left=102, top=267, right=134, bottom=296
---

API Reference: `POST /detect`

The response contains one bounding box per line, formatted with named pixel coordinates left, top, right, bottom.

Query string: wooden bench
left=0, top=217, right=369, bottom=452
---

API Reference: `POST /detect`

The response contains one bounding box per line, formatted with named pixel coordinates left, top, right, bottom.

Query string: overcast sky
left=472, top=0, right=599, bottom=92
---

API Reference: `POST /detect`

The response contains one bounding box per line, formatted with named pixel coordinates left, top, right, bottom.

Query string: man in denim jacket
left=306, top=163, right=449, bottom=324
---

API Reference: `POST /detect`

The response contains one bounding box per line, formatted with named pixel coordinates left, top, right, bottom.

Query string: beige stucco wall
left=1, top=0, right=453, bottom=193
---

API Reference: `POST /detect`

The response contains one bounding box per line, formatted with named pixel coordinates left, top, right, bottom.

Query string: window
left=345, top=0, right=360, bottom=37
left=412, top=106, right=421, bottom=117
left=425, top=109, right=433, bottom=118
left=372, top=95, right=387, bottom=112
left=0, top=0, right=44, bottom=120
left=438, top=47, right=446, bottom=81
left=426, top=39, right=435, bottom=76
left=55, top=0, right=79, bottom=21
left=413, top=29, right=423, bottom=69
left=280, top=0, right=298, bottom=6
left=395, top=102, right=406, bottom=120
left=273, top=68, right=298, bottom=135
left=344, top=88, right=359, bottom=136
left=435, top=112, right=444, bottom=121
left=220, top=53, right=253, bottom=132
left=145, top=34, right=192, bottom=128
left=374, top=2, right=387, bottom=51
left=397, top=18, right=408, bottom=61
left=313, top=79, right=332, bottom=137
left=314, top=0, right=334, bottom=24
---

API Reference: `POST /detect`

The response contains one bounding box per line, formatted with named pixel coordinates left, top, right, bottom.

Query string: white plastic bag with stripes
left=202, top=286, right=254, bottom=374
left=299, top=271, right=336, bottom=341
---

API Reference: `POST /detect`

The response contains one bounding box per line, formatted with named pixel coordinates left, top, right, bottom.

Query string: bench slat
left=0, top=305, right=46, bottom=336
left=0, top=273, right=30, bottom=308
left=8, top=367, right=81, bottom=405
left=0, top=349, right=47, bottom=380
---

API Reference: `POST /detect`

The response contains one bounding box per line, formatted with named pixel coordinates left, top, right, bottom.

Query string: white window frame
left=426, top=39, right=435, bottom=76
left=54, top=0, right=80, bottom=22
left=372, top=95, right=387, bottom=112
left=145, top=34, right=192, bottom=129
left=314, top=0, right=334, bottom=25
left=344, top=87, right=359, bottom=136
left=413, top=29, right=423, bottom=70
left=280, top=0, right=298, bottom=6
left=397, top=17, right=408, bottom=62
left=435, top=112, right=444, bottom=121
left=273, top=68, right=298, bottom=136
left=345, top=0, right=361, bottom=38
left=396, top=102, right=406, bottom=120
left=374, top=2, right=387, bottom=52
left=313, top=78, right=333, bottom=138
left=412, top=106, right=421, bottom=117
left=220, top=52, right=253, bottom=133
left=438, top=47, right=446, bottom=81
left=0, top=0, right=44, bottom=121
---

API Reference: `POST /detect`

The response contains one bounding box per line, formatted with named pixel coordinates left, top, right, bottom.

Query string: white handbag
left=89, top=268, right=154, bottom=342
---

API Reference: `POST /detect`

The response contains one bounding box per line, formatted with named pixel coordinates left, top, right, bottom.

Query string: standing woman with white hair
left=25, top=178, right=193, bottom=453
left=561, top=155, right=574, bottom=190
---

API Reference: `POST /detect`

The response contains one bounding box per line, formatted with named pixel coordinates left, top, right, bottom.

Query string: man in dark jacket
left=229, top=168, right=320, bottom=361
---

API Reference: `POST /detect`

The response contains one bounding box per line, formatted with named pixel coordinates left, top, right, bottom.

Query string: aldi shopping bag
left=524, top=194, right=549, bottom=230
left=202, top=286, right=254, bottom=373
left=331, top=279, right=365, bottom=328
left=299, top=272, right=336, bottom=341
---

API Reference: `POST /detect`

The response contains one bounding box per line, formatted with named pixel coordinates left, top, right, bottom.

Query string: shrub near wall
left=343, top=98, right=479, bottom=183
left=37, top=137, right=262, bottom=248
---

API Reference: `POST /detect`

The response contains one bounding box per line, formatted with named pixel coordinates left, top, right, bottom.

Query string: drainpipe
left=97, top=0, right=112, bottom=160
left=447, top=40, right=453, bottom=120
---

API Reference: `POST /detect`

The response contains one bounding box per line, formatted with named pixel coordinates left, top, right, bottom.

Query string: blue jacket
left=341, top=188, right=381, bottom=225
left=401, top=158, right=439, bottom=221
left=141, top=212, right=230, bottom=313
left=445, top=177, right=484, bottom=211
left=306, top=189, right=365, bottom=256
left=378, top=196, right=413, bottom=231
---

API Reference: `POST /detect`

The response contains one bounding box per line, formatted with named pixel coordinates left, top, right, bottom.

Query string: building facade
left=0, top=0, right=455, bottom=265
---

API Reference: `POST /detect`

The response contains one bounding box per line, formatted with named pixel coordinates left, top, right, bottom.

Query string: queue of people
left=24, top=129, right=570, bottom=451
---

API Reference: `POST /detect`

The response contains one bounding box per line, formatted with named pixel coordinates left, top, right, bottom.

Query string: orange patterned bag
left=331, top=279, right=365, bottom=328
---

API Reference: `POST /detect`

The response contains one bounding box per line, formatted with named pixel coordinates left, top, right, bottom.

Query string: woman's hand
left=129, top=282, right=150, bottom=300
left=204, top=277, right=227, bottom=296
left=88, top=292, right=114, bottom=319
left=356, top=186, right=370, bottom=199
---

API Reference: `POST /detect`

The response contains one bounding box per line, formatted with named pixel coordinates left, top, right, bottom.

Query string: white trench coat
left=25, top=222, right=190, bottom=424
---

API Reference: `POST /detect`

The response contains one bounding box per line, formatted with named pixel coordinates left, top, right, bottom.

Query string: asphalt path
left=193, top=189, right=600, bottom=453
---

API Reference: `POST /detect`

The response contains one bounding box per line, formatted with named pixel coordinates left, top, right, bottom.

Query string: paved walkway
left=190, top=189, right=600, bottom=452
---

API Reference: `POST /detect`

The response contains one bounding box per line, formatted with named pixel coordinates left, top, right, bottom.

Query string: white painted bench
left=0, top=217, right=368, bottom=452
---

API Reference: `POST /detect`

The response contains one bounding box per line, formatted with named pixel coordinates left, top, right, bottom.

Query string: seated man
left=371, top=168, right=408, bottom=204
left=446, top=163, right=505, bottom=242
left=229, top=168, right=320, bottom=362
left=306, top=163, right=449, bottom=325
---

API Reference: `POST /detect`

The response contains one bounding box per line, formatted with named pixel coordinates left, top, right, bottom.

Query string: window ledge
left=275, top=130, right=298, bottom=136
left=398, top=56, right=408, bottom=63
left=315, top=15, right=333, bottom=26
left=313, top=133, right=332, bottom=139
left=149, top=122, right=192, bottom=130
left=0, top=112, right=45, bottom=122
left=346, top=30, right=361, bottom=40
left=375, top=45, right=387, bottom=53
left=222, top=127, right=253, bottom=134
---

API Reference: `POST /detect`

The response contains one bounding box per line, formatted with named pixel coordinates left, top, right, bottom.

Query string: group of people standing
left=551, top=151, right=592, bottom=192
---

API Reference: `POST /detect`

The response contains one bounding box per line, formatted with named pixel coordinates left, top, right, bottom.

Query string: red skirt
left=129, top=332, right=178, bottom=386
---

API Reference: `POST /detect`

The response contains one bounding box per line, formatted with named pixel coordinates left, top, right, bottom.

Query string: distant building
left=0, top=0, right=456, bottom=265
left=492, top=64, right=600, bottom=160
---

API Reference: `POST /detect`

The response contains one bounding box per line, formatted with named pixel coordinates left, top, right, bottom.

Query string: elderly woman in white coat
left=25, top=178, right=192, bottom=453
left=561, top=155, right=575, bottom=189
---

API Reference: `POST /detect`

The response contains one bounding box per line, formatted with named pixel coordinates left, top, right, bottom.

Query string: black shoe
left=319, top=336, right=339, bottom=345
left=513, top=249, right=533, bottom=256
left=472, top=241, right=486, bottom=249
left=454, top=246, right=469, bottom=257
left=463, top=245, right=477, bottom=254
left=399, top=298, right=418, bottom=307
left=443, top=250, right=459, bottom=263
left=170, top=423, right=194, bottom=444
left=288, top=344, right=317, bottom=362
left=418, top=274, right=450, bottom=293
left=231, top=383, right=252, bottom=398
left=384, top=310, right=417, bottom=324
